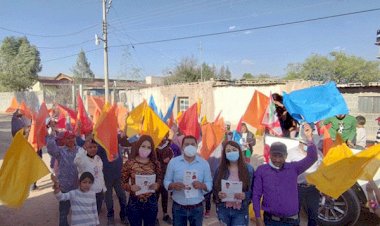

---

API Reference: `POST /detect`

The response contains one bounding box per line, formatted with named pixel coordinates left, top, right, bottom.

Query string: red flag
left=76, top=93, right=93, bottom=135
left=261, top=92, right=283, bottom=136
left=178, top=103, right=201, bottom=140
left=5, top=97, right=19, bottom=113
left=56, top=113, right=66, bottom=129
left=199, top=118, right=225, bottom=160
left=236, top=117, right=243, bottom=133
left=321, top=124, right=333, bottom=156
left=242, top=90, right=269, bottom=129
left=93, top=104, right=118, bottom=161
left=28, top=103, right=49, bottom=151
left=57, top=104, right=77, bottom=123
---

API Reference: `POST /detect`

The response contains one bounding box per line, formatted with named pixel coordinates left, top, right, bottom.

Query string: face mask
left=184, top=145, right=197, bottom=157
left=269, top=160, right=281, bottom=170
left=226, top=151, right=239, bottom=162
left=139, top=148, right=151, bottom=158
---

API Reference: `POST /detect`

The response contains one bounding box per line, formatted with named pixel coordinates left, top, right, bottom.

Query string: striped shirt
left=56, top=190, right=99, bottom=226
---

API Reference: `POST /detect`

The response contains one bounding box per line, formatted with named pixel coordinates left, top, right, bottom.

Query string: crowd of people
left=9, top=91, right=380, bottom=226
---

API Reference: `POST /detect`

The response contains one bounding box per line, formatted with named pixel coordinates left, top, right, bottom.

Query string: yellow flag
left=201, top=115, right=208, bottom=125
left=126, top=101, right=147, bottom=137
left=0, top=130, right=50, bottom=207
left=141, top=107, right=170, bottom=148
left=306, top=144, right=380, bottom=199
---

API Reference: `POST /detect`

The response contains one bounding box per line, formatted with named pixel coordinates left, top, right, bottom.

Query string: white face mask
left=184, top=145, right=197, bottom=157
left=269, top=160, right=281, bottom=170
left=139, top=148, right=151, bottom=159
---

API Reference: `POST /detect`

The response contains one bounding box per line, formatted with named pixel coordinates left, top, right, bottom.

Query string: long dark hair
left=214, top=141, right=250, bottom=192
left=130, top=135, right=157, bottom=162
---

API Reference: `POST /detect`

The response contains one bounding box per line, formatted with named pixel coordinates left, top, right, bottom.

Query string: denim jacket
left=213, top=163, right=254, bottom=209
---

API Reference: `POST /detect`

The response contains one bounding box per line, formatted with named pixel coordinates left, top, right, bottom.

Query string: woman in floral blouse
left=121, top=135, right=162, bottom=226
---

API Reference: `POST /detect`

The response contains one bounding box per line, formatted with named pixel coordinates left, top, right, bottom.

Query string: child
left=74, top=138, right=106, bottom=215
left=52, top=172, right=99, bottom=226
left=355, top=115, right=367, bottom=149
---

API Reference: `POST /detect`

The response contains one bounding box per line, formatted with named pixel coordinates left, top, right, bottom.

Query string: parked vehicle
left=264, top=135, right=378, bottom=226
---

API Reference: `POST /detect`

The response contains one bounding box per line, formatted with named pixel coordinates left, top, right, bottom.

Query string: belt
left=174, top=201, right=203, bottom=210
left=298, top=183, right=315, bottom=188
left=264, top=212, right=299, bottom=222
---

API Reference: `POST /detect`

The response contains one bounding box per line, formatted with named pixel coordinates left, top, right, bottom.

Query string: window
left=358, top=96, right=380, bottom=113
left=178, top=97, right=189, bottom=112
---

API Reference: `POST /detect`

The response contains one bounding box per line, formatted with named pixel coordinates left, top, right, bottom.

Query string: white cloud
left=229, top=25, right=236, bottom=30
left=241, top=59, right=254, bottom=65
left=244, top=30, right=252, bottom=34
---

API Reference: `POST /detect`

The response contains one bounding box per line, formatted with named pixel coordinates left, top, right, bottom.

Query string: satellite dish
left=95, top=34, right=100, bottom=45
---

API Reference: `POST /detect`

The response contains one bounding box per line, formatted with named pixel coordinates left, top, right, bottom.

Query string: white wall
left=0, top=91, right=44, bottom=113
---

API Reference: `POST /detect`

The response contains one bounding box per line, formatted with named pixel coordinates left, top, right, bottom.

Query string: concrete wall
left=341, top=92, right=379, bottom=141
left=0, top=91, right=44, bottom=113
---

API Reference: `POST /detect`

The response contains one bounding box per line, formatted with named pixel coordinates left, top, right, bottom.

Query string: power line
left=38, top=39, right=94, bottom=49
left=42, top=47, right=102, bottom=63
left=0, top=24, right=99, bottom=38
left=111, top=7, right=380, bottom=47
left=41, top=7, right=380, bottom=63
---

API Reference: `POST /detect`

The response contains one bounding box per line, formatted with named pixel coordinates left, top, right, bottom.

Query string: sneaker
left=204, top=210, right=211, bottom=218
left=162, top=214, right=173, bottom=224
left=107, top=218, right=115, bottom=226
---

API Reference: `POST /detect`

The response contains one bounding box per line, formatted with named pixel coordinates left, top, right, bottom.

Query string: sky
left=1, top=0, right=380, bottom=80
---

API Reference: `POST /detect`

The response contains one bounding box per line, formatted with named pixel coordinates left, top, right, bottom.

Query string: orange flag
left=90, top=96, right=105, bottom=124
left=242, top=90, right=269, bottom=129
left=28, top=103, right=49, bottom=151
left=93, top=104, right=118, bottom=161
left=178, top=103, right=201, bottom=140
left=321, top=124, right=334, bottom=156
left=116, top=105, right=128, bottom=131
left=76, top=93, right=93, bottom=135
left=5, top=97, right=19, bottom=113
left=19, top=101, right=33, bottom=119
left=199, top=118, right=225, bottom=160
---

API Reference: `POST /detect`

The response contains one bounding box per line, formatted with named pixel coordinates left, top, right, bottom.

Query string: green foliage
left=165, top=57, right=232, bottom=83
left=71, top=49, right=95, bottom=84
left=0, top=36, right=42, bottom=91
left=242, top=73, right=254, bottom=79
left=285, top=51, right=380, bottom=84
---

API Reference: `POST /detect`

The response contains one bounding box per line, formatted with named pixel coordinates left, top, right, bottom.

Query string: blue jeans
left=216, top=203, right=249, bottom=226
left=172, top=202, right=203, bottom=226
left=127, top=195, right=158, bottom=226
left=105, top=177, right=127, bottom=220
left=264, top=212, right=300, bottom=226
left=59, top=199, right=71, bottom=226
left=298, top=185, right=319, bottom=226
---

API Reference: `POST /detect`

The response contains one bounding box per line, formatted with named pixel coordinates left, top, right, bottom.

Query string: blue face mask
left=226, top=151, right=240, bottom=162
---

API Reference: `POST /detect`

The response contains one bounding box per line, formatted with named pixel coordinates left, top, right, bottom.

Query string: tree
left=285, top=51, right=380, bottom=85
left=217, top=65, right=231, bottom=80
left=242, top=73, right=254, bottom=79
left=71, top=49, right=95, bottom=84
left=0, top=36, right=42, bottom=91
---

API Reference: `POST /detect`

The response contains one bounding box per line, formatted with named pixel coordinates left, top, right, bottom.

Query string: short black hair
left=181, top=135, right=197, bottom=147
left=79, top=172, right=94, bottom=183
left=356, top=115, right=366, bottom=126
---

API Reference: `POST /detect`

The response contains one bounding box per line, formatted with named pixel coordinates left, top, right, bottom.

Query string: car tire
left=318, top=188, right=361, bottom=226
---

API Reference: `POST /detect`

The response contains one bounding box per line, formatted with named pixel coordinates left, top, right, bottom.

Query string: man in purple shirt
left=253, top=123, right=317, bottom=226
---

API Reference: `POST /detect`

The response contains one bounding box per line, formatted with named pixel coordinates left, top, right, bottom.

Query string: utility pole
left=376, top=29, right=380, bottom=59
left=102, top=0, right=110, bottom=103
left=199, top=41, right=203, bottom=81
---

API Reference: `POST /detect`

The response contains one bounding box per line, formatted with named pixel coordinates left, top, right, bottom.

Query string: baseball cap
left=64, top=130, right=76, bottom=139
left=270, top=142, right=287, bottom=156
